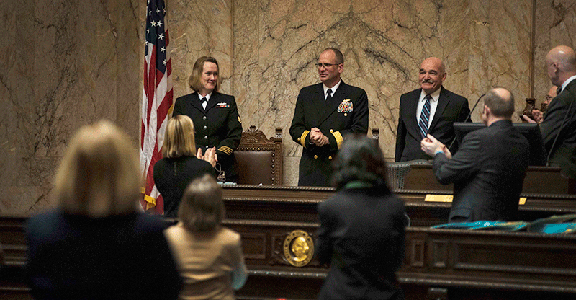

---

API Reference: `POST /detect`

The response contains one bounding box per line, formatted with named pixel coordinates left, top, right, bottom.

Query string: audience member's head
left=162, top=115, right=197, bottom=159
left=54, top=120, right=139, bottom=218
left=545, top=45, right=576, bottom=87
left=419, top=57, right=446, bottom=95
left=481, top=87, right=515, bottom=126
left=189, top=56, right=221, bottom=93
left=178, top=174, right=224, bottom=232
left=331, top=134, right=389, bottom=191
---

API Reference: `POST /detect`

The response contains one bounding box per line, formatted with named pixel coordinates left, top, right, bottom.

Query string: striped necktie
left=418, top=94, right=432, bottom=138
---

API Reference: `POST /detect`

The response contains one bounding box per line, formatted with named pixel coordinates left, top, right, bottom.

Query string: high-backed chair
left=234, top=125, right=283, bottom=185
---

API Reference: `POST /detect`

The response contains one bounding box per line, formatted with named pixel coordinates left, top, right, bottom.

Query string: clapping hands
left=197, top=147, right=217, bottom=168
left=420, top=134, right=452, bottom=159
left=522, top=109, right=543, bottom=124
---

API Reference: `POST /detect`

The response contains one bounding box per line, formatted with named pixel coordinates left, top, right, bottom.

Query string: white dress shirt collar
left=560, top=75, right=576, bottom=94
left=198, top=93, right=212, bottom=101
left=323, top=80, right=342, bottom=99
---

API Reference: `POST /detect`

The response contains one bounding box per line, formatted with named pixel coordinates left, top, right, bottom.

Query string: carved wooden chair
left=234, top=125, right=283, bottom=185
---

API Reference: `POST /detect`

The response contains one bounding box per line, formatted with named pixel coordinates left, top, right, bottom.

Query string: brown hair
left=331, top=134, right=390, bottom=192
left=178, top=174, right=224, bottom=232
left=188, top=56, right=220, bottom=93
left=162, top=115, right=196, bottom=158
left=54, top=120, right=140, bottom=217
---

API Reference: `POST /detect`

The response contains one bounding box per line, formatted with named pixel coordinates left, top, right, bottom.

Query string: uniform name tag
left=217, top=102, right=229, bottom=108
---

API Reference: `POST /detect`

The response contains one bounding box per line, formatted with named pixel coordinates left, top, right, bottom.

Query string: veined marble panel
left=0, top=0, right=142, bottom=214
left=169, top=0, right=233, bottom=98
left=534, top=0, right=576, bottom=107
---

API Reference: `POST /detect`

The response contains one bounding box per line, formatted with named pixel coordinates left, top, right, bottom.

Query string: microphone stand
left=447, top=93, right=485, bottom=151
left=465, top=93, right=485, bottom=122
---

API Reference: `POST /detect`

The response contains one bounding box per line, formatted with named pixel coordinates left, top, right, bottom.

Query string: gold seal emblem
left=283, top=230, right=314, bottom=267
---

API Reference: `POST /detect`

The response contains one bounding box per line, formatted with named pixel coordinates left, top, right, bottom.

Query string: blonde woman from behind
left=26, top=120, right=181, bottom=300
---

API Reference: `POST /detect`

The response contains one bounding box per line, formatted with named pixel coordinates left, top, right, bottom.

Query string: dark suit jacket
left=432, top=120, right=529, bottom=222
left=540, top=79, right=576, bottom=179
left=396, top=87, right=470, bottom=162
left=153, top=156, right=216, bottom=218
left=289, top=81, right=369, bottom=186
left=173, top=91, right=243, bottom=181
left=26, top=210, right=181, bottom=300
left=316, top=187, right=406, bottom=300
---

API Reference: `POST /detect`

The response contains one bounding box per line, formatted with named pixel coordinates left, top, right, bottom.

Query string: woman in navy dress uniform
left=173, top=56, right=243, bottom=182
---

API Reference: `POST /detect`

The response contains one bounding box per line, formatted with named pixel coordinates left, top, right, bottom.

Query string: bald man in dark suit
left=421, top=88, right=529, bottom=222
left=396, top=57, right=470, bottom=162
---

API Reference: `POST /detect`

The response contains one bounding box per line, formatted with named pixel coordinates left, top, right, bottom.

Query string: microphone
left=447, top=93, right=485, bottom=151
left=465, top=93, right=485, bottom=122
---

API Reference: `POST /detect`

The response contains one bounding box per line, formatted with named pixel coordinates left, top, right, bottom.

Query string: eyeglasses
left=315, top=63, right=340, bottom=68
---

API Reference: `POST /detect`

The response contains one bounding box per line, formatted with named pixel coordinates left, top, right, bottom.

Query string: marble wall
left=534, top=0, right=576, bottom=99
left=0, top=0, right=144, bottom=214
left=1, top=0, right=574, bottom=214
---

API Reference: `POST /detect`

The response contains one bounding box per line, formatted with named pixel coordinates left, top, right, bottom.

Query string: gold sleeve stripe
left=332, top=131, right=343, bottom=149
left=299, top=130, right=310, bottom=147
left=218, top=146, right=234, bottom=155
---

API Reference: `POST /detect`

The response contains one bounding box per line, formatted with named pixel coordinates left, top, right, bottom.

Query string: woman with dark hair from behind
left=154, top=115, right=217, bottom=217
left=316, top=134, right=407, bottom=300
left=165, top=174, right=247, bottom=300
left=26, top=120, right=181, bottom=300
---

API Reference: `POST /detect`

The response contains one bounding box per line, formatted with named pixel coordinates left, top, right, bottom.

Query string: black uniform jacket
left=173, top=91, right=243, bottom=181
left=289, top=81, right=369, bottom=186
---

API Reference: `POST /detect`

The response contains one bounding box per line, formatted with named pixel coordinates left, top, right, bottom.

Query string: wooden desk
left=221, top=184, right=576, bottom=299
left=404, top=164, right=574, bottom=195
left=226, top=218, right=576, bottom=299
left=3, top=166, right=576, bottom=300
left=222, top=184, right=576, bottom=227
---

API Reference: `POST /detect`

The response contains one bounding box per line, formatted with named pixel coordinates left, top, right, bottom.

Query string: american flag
left=140, top=0, right=172, bottom=213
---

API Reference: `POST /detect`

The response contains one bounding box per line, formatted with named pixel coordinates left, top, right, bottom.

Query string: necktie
left=418, top=94, right=432, bottom=138
left=326, top=89, right=333, bottom=100
left=201, top=97, right=208, bottom=110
